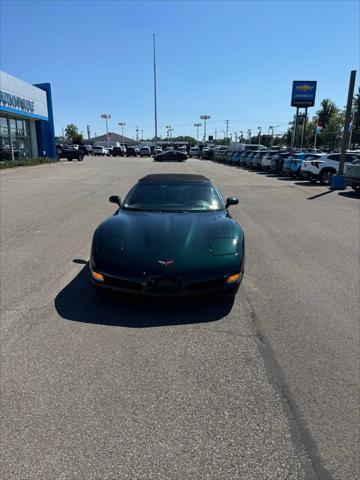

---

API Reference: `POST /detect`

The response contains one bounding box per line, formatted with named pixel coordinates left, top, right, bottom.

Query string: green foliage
left=320, top=112, right=344, bottom=150
left=0, top=157, right=59, bottom=169
left=350, top=88, right=360, bottom=148
left=316, top=98, right=339, bottom=128
left=65, top=123, right=83, bottom=144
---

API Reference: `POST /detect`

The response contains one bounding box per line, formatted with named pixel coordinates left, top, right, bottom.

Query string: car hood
left=95, top=210, right=239, bottom=256
left=92, top=210, right=243, bottom=278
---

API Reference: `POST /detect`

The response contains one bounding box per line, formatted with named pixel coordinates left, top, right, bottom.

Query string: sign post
left=291, top=81, right=317, bottom=150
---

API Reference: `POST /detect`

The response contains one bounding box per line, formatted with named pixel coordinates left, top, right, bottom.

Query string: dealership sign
left=0, top=90, right=35, bottom=113
left=291, top=81, right=317, bottom=107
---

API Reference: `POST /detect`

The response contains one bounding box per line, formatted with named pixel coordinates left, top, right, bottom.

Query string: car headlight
left=211, top=238, right=239, bottom=256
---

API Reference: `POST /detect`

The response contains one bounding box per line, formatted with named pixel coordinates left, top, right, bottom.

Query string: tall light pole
left=141, top=129, right=144, bottom=141
left=118, top=122, right=126, bottom=146
left=240, top=131, right=243, bottom=143
left=153, top=33, right=158, bottom=151
left=225, top=120, right=229, bottom=140
left=101, top=114, right=111, bottom=147
left=247, top=129, right=252, bottom=143
left=200, top=115, right=210, bottom=142
left=194, top=123, right=201, bottom=144
left=257, top=126, right=262, bottom=144
left=165, top=125, right=171, bottom=144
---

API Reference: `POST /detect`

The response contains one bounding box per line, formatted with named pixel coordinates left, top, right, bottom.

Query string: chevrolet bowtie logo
left=158, top=259, right=174, bottom=267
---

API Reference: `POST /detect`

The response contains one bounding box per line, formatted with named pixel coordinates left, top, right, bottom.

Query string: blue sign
left=291, top=81, right=317, bottom=107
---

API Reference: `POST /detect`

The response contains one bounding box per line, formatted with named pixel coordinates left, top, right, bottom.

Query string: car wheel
left=319, top=169, right=335, bottom=185
left=68, top=159, right=73, bottom=161
left=351, top=185, right=360, bottom=192
left=78, top=155, right=84, bottom=161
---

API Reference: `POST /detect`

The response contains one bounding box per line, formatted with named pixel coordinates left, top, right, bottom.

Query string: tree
left=65, top=123, right=83, bottom=144
left=320, top=112, right=344, bottom=150
left=316, top=98, right=339, bottom=128
left=350, top=88, right=360, bottom=148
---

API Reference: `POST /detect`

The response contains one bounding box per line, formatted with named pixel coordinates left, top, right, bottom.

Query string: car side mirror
left=109, top=195, right=121, bottom=206
left=226, top=197, right=239, bottom=208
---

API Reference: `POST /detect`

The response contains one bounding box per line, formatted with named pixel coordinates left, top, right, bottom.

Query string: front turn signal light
left=227, top=273, right=241, bottom=284
left=91, top=270, right=104, bottom=282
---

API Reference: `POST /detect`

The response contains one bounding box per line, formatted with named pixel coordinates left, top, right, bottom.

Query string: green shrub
left=0, top=157, right=59, bottom=169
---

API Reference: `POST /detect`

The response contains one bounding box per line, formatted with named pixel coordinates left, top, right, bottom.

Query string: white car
left=93, top=146, right=107, bottom=156
left=301, top=152, right=360, bottom=185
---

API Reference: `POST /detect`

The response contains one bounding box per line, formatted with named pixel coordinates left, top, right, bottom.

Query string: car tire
left=78, top=155, right=84, bottom=161
left=351, top=185, right=360, bottom=192
left=319, top=168, right=335, bottom=185
left=68, top=159, right=73, bottom=161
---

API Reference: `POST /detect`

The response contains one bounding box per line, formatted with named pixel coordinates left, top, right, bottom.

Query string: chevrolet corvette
left=90, top=174, right=245, bottom=296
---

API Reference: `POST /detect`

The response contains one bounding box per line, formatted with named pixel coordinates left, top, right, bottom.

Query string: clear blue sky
left=1, top=0, right=359, bottom=140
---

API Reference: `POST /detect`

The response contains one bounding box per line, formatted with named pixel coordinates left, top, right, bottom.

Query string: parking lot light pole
left=101, top=114, right=111, bottom=148
left=200, top=115, right=210, bottom=142
left=153, top=33, right=158, bottom=152
left=332, top=69, right=357, bottom=189
left=118, top=122, right=126, bottom=146
left=257, top=126, right=261, bottom=144
left=194, top=123, right=201, bottom=144
left=247, top=129, right=252, bottom=143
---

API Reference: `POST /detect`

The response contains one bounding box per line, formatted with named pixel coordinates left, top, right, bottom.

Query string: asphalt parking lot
left=1, top=156, right=359, bottom=480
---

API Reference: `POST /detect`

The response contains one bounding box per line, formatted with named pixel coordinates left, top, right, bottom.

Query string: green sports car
left=90, top=174, right=245, bottom=296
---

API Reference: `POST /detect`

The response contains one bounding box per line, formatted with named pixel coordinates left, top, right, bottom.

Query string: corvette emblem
left=158, top=259, right=174, bottom=267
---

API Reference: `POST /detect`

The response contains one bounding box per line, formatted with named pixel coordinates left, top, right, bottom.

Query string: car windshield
left=123, top=182, right=223, bottom=212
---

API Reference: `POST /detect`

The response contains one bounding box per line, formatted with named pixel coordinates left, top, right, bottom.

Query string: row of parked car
left=212, top=148, right=360, bottom=191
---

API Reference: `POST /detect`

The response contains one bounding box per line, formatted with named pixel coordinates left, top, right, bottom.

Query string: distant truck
left=229, top=143, right=267, bottom=152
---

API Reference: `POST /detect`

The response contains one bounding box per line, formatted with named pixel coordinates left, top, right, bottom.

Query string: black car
left=57, top=146, right=84, bottom=161
left=154, top=150, right=187, bottom=162
left=0, top=146, right=12, bottom=161
left=126, top=146, right=138, bottom=157
left=78, top=145, right=93, bottom=155
left=112, top=147, right=125, bottom=157
left=90, top=174, right=245, bottom=296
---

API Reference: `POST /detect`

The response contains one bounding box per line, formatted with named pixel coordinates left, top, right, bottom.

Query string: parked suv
left=283, top=152, right=322, bottom=178
left=112, top=147, right=125, bottom=157
left=126, top=146, right=138, bottom=157
left=93, top=146, right=107, bottom=156
left=301, top=152, right=360, bottom=185
left=58, top=146, right=84, bottom=161
left=344, top=159, right=360, bottom=192
left=139, top=146, right=151, bottom=157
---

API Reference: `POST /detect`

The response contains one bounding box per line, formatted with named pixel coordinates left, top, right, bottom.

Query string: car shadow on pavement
left=55, top=265, right=234, bottom=328
left=294, top=181, right=321, bottom=187
left=338, top=190, right=360, bottom=199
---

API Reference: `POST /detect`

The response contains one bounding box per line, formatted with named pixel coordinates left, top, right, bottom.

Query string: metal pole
left=225, top=120, right=229, bottom=140
left=339, top=70, right=357, bottom=176
left=300, top=107, right=308, bottom=150
left=204, top=119, right=206, bottom=142
left=348, top=106, right=354, bottom=149
left=106, top=117, right=109, bottom=148
left=122, top=125, right=124, bottom=145
left=153, top=33, right=158, bottom=151
left=293, top=107, right=299, bottom=149
left=314, top=128, right=318, bottom=150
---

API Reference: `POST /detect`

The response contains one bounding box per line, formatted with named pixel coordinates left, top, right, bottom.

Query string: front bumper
left=91, top=267, right=244, bottom=297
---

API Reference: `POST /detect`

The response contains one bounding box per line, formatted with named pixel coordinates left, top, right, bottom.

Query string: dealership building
left=0, top=71, right=55, bottom=161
